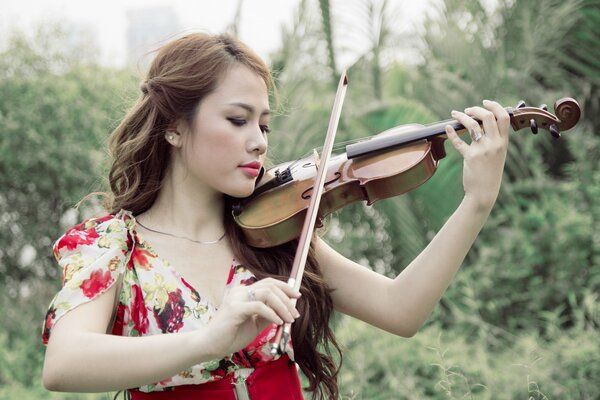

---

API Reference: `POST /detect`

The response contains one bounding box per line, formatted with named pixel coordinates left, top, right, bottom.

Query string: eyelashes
left=260, top=125, right=271, bottom=134
left=227, top=118, right=271, bottom=134
left=228, top=118, right=246, bottom=127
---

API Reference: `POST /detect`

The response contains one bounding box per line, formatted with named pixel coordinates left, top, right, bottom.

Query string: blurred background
left=1, top=0, right=599, bottom=398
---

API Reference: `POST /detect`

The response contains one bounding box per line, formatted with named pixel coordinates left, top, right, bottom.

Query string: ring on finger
left=246, top=287, right=257, bottom=302
left=468, top=126, right=484, bottom=142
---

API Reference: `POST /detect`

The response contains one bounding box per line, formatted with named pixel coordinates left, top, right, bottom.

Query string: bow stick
left=270, top=70, right=349, bottom=355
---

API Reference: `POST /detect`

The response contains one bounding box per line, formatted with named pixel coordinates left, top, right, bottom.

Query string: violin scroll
left=554, top=98, right=581, bottom=131
left=508, top=97, right=580, bottom=139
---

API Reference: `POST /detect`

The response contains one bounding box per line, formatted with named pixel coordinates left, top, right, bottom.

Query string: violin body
left=233, top=98, right=581, bottom=248
left=235, top=125, right=447, bottom=248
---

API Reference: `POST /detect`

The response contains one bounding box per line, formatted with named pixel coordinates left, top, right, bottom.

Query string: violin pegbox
left=507, top=98, right=581, bottom=139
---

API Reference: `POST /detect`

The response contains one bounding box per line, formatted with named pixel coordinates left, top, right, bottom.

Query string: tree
left=410, top=0, right=600, bottom=332
left=0, top=25, right=136, bottom=288
left=0, top=23, right=138, bottom=393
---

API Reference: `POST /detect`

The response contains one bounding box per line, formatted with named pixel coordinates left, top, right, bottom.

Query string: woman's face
left=176, top=64, right=270, bottom=198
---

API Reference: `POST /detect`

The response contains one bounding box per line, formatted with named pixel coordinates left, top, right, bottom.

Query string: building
left=126, top=6, right=181, bottom=69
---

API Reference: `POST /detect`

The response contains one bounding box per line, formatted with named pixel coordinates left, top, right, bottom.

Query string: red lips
left=239, top=161, right=261, bottom=169
left=239, top=161, right=261, bottom=177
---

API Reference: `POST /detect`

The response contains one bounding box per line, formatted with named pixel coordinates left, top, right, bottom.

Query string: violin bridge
left=312, top=149, right=321, bottom=171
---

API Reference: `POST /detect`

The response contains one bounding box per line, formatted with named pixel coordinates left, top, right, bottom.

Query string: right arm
left=43, top=282, right=214, bottom=392
left=43, top=278, right=300, bottom=392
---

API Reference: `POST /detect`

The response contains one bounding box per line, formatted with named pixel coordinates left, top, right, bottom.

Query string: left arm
left=317, top=100, right=510, bottom=337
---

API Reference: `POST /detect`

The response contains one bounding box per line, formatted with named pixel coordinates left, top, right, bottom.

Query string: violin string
left=280, top=115, right=463, bottom=174
left=265, top=132, right=371, bottom=178
left=278, top=137, right=365, bottom=175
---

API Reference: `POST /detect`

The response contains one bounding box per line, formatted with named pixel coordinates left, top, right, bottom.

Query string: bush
left=336, top=317, right=600, bottom=399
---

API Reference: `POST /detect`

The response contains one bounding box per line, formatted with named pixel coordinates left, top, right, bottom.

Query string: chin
left=225, top=185, right=256, bottom=199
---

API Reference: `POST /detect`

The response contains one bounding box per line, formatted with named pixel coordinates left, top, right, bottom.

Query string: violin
left=232, top=98, right=581, bottom=248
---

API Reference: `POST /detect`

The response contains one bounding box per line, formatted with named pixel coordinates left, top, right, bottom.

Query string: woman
left=42, top=32, right=509, bottom=399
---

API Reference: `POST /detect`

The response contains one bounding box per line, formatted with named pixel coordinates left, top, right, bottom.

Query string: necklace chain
left=136, top=220, right=226, bottom=245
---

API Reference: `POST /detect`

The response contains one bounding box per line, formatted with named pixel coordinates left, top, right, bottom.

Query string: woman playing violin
left=42, top=32, right=509, bottom=399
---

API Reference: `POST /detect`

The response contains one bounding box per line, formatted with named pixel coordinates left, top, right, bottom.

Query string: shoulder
left=53, top=210, right=134, bottom=259
left=43, top=211, right=135, bottom=345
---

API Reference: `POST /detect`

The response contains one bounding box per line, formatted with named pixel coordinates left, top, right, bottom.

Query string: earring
left=167, top=134, right=174, bottom=141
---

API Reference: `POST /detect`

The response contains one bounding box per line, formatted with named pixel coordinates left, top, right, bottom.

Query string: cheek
left=186, top=130, right=237, bottom=171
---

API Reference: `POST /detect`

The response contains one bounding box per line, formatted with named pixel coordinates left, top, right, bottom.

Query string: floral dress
left=42, top=210, right=293, bottom=392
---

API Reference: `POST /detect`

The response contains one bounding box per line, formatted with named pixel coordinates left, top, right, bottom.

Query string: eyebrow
left=227, top=102, right=271, bottom=116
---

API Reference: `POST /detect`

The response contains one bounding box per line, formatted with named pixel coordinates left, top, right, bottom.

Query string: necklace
left=136, top=220, right=226, bottom=245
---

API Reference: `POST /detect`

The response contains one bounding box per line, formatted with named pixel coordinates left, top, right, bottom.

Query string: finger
left=250, top=284, right=299, bottom=323
left=482, top=100, right=511, bottom=139
left=262, top=291, right=297, bottom=323
left=240, top=301, right=284, bottom=325
left=452, top=109, right=484, bottom=143
left=258, top=278, right=302, bottom=299
left=268, top=286, right=301, bottom=320
left=463, top=106, right=499, bottom=139
left=445, top=124, right=468, bottom=157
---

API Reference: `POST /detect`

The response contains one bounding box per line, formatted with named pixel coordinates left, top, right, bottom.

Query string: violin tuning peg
left=540, top=103, right=548, bottom=111
left=549, top=124, right=561, bottom=139
left=530, top=119, right=538, bottom=134
left=516, top=100, right=527, bottom=108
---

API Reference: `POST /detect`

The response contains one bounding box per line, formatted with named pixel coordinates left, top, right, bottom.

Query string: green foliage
left=398, top=0, right=600, bottom=330
left=0, top=23, right=136, bottom=395
left=317, top=0, right=338, bottom=87
left=0, top=383, right=113, bottom=400
left=451, top=175, right=598, bottom=331
left=0, top=285, right=116, bottom=399
left=337, top=317, right=600, bottom=399
left=0, top=24, right=138, bottom=289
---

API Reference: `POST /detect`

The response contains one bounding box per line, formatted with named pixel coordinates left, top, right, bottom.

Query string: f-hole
left=301, top=172, right=341, bottom=199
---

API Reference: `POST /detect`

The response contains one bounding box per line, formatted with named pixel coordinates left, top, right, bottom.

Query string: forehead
left=207, top=64, right=270, bottom=110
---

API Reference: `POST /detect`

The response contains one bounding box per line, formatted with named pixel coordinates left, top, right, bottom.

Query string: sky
left=0, top=0, right=434, bottom=68
left=0, top=0, right=301, bottom=66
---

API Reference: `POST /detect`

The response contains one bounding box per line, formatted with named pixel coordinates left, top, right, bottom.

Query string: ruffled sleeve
left=42, top=213, right=132, bottom=345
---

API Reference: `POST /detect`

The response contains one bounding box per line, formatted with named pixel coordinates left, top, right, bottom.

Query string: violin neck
left=346, top=119, right=468, bottom=159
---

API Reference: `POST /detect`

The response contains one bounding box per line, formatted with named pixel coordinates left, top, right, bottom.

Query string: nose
left=248, top=126, right=267, bottom=155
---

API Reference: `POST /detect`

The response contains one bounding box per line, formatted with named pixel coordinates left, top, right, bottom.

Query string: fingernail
left=451, top=110, right=458, bottom=115
left=294, top=310, right=300, bottom=318
left=464, top=107, right=471, bottom=112
left=483, top=99, right=491, bottom=104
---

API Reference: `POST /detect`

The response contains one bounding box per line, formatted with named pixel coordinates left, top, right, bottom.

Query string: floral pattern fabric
left=43, top=210, right=292, bottom=392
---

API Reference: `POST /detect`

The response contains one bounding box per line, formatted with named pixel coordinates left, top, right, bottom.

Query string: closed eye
left=227, top=117, right=246, bottom=127
left=228, top=118, right=270, bottom=134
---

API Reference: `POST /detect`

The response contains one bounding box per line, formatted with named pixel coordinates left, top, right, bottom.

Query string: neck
left=139, top=168, right=226, bottom=242
left=345, top=119, right=470, bottom=159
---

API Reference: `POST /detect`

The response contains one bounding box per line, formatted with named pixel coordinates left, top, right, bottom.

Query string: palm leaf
left=317, top=0, right=338, bottom=87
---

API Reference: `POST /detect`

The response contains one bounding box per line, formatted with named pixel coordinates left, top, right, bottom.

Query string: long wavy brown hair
left=104, top=33, right=341, bottom=399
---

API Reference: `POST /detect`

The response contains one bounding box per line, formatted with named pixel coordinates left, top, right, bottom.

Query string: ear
left=165, top=120, right=185, bottom=148
left=165, top=131, right=182, bottom=147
